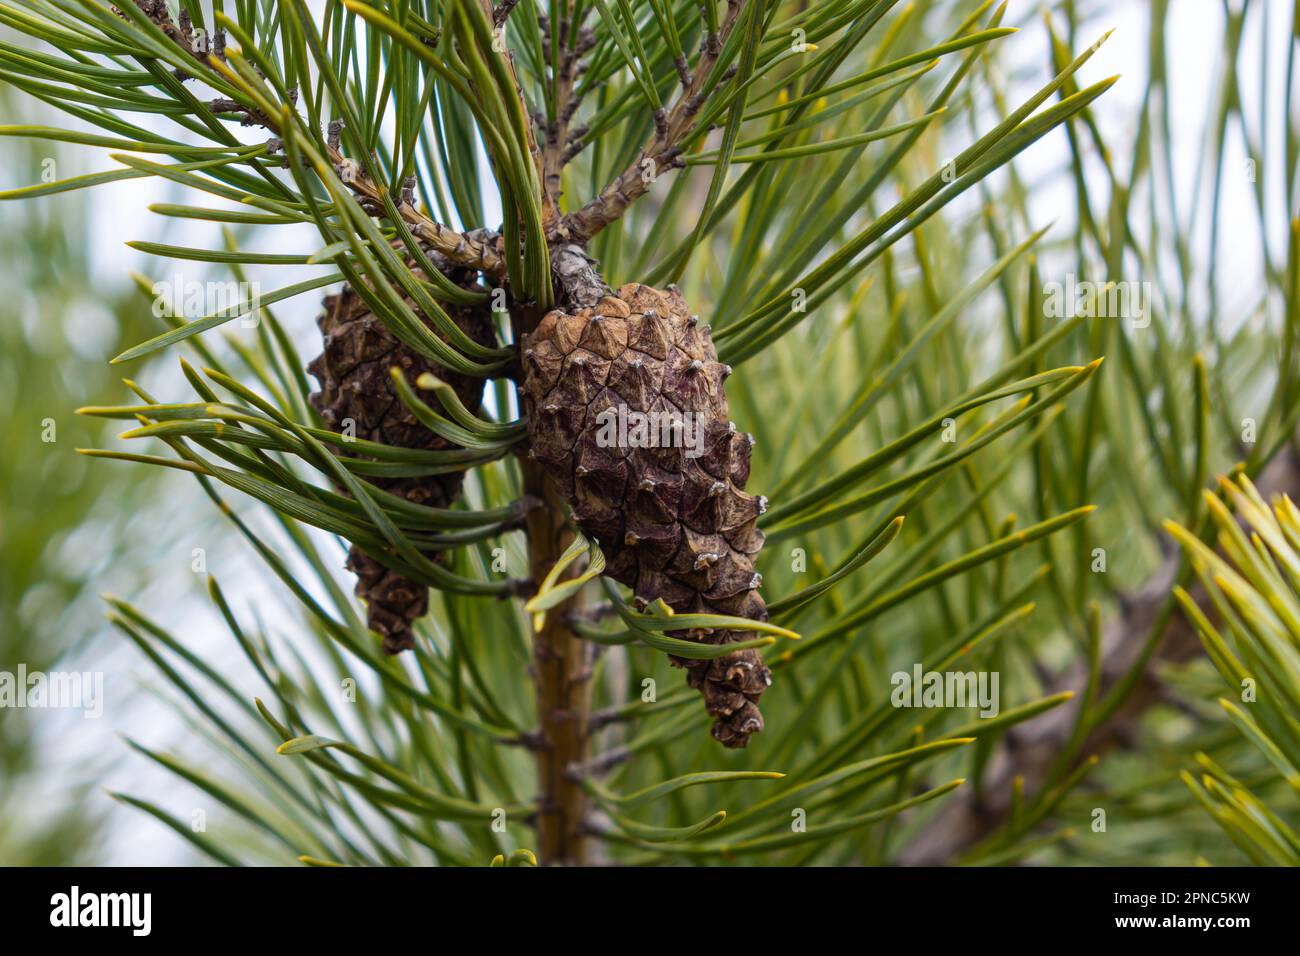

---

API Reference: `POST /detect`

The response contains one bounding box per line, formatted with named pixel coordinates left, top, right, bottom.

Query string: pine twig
left=120, top=0, right=227, bottom=79
left=124, top=2, right=508, bottom=278
left=555, top=0, right=749, bottom=244
left=510, top=295, right=593, bottom=865
left=539, top=12, right=598, bottom=204
left=494, top=0, right=523, bottom=28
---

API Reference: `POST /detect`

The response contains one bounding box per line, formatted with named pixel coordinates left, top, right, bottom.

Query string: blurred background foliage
left=0, top=83, right=158, bottom=864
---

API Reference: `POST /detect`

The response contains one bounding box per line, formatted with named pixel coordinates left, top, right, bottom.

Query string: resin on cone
left=308, top=280, right=494, bottom=654
left=522, top=282, right=771, bottom=747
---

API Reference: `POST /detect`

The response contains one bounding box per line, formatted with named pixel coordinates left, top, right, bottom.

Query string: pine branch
left=128, top=0, right=508, bottom=276
left=538, top=11, right=598, bottom=204
left=470, top=0, right=559, bottom=231
left=511, top=294, right=592, bottom=864
left=899, top=448, right=1300, bottom=865
left=326, top=136, right=506, bottom=278
left=555, top=0, right=749, bottom=244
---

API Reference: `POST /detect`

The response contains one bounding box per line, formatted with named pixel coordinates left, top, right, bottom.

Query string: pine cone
left=308, top=280, right=494, bottom=653
left=521, top=282, right=771, bottom=747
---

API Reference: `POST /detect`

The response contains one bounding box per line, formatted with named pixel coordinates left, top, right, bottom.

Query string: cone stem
left=514, top=300, right=591, bottom=865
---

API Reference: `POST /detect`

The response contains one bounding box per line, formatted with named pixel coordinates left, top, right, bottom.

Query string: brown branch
left=539, top=13, right=597, bottom=207
left=897, top=447, right=1300, bottom=865
left=522, top=447, right=592, bottom=866
left=554, top=0, right=747, bottom=245
left=319, top=120, right=506, bottom=277
left=120, top=1, right=226, bottom=79
left=243, top=112, right=506, bottom=275
left=511, top=297, right=592, bottom=865
left=567, top=746, right=632, bottom=779
left=473, top=0, right=560, bottom=232
left=493, top=0, right=524, bottom=28
left=125, top=1, right=506, bottom=278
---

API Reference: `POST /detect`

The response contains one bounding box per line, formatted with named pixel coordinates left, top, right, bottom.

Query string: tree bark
left=511, top=287, right=592, bottom=865
left=522, top=462, right=592, bottom=865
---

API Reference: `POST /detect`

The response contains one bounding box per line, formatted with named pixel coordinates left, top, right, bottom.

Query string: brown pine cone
left=521, top=282, right=771, bottom=747
left=308, top=279, right=495, bottom=653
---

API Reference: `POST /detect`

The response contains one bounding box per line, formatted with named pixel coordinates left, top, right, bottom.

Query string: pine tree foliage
left=1169, top=476, right=1300, bottom=866
left=0, top=0, right=1296, bottom=866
